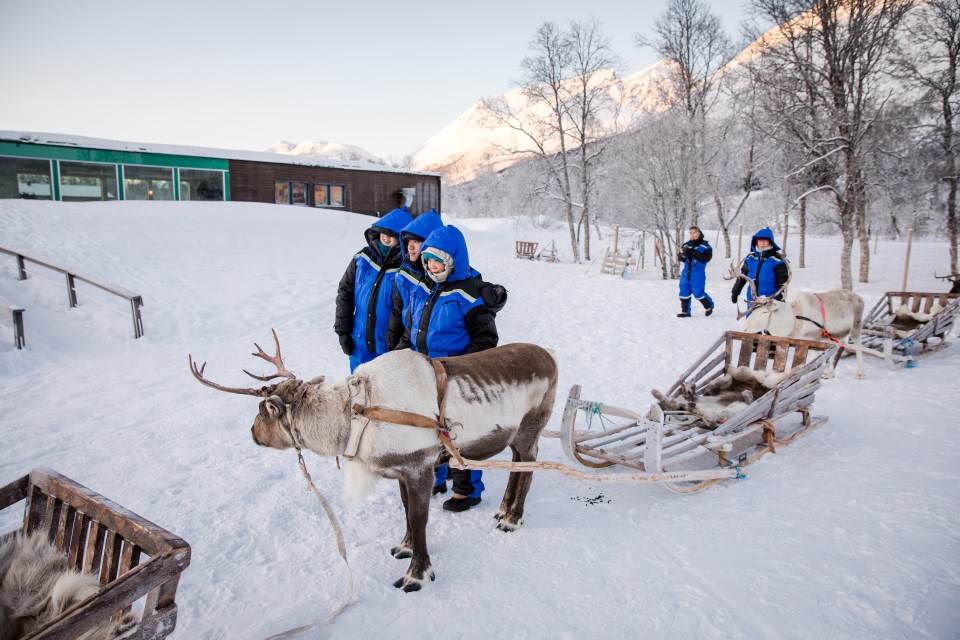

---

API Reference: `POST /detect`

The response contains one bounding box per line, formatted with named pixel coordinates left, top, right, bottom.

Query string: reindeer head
left=189, top=329, right=327, bottom=452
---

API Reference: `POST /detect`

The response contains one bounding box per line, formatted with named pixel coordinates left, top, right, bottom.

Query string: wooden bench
left=515, top=241, right=538, bottom=259
left=0, top=468, right=191, bottom=639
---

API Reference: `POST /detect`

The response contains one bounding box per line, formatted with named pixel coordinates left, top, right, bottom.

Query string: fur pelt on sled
left=0, top=532, right=136, bottom=640
left=650, top=366, right=795, bottom=427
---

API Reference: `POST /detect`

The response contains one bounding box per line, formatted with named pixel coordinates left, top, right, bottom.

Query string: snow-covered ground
left=1, top=200, right=957, bottom=639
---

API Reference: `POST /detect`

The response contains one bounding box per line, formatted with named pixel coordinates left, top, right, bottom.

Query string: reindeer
left=190, top=332, right=558, bottom=592
left=934, top=272, right=960, bottom=294
left=651, top=366, right=794, bottom=427
left=736, top=273, right=865, bottom=379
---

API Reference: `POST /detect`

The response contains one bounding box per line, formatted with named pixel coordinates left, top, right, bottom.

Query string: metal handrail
left=0, top=302, right=25, bottom=349
left=0, top=245, right=144, bottom=339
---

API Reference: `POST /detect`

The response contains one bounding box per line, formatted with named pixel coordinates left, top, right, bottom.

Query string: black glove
left=338, top=334, right=354, bottom=355
left=731, top=292, right=738, bottom=304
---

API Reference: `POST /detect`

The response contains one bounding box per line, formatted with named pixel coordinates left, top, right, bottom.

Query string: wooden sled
left=560, top=332, right=837, bottom=493
left=515, top=241, right=538, bottom=260
left=0, top=468, right=192, bottom=639
left=860, top=292, right=960, bottom=366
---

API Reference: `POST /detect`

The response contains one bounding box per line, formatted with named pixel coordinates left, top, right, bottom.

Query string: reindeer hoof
left=393, top=568, right=435, bottom=592
left=391, top=545, right=412, bottom=559
left=496, top=516, right=523, bottom=532
left=493, top=510, right=504, bottom=521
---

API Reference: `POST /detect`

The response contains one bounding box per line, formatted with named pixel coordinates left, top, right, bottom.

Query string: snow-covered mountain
left=410, top=61, right=676, bottom=184
left=263, top=139, right=383, bottom=164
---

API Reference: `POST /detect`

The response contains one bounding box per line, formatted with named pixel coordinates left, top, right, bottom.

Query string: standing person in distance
left=730, top=227, right=789, bottom=306
left=677, top=226, right=714, bottom=317
left=400, top=224, right=498, bottom=512
left=334, top=207, right=412, bottom=373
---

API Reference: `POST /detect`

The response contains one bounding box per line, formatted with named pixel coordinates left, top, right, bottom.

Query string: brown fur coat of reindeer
left=190, top=333, right=558, bottom=592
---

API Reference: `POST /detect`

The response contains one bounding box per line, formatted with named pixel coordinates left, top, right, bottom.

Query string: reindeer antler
left=244, top=328, right=296, bottom=381
left=188, top=329, right=295, bottom=396
left=934, top=271, right=960, bottom=282
left=189, top=355, right=274, bottom=396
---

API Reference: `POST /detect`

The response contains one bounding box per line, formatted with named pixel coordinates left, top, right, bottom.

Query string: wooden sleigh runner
left=858, top=292, right=960, bottom=366
left=559, top=332, right=837, bottom=493
left=0, top=468, right=191, bottom=639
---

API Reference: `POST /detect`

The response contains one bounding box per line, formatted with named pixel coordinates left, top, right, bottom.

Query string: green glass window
left=179, top=169, right=224, bottom=201
left=0, top=156, right=52, bottom=200
left=60, top=161, right=118, bottom=202
left=124, top=165, right=174, bottom=200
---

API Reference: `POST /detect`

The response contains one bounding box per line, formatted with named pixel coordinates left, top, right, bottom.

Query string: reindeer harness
left=347, top=359, right=466, bottom=466
left=795, top=293, right=845, bottom=346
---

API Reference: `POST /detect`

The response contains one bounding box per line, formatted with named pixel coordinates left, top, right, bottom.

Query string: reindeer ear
left=307, top=375, right=326, bottom=385
left=347, top=376, right=363, bottom=392
left=261, top=396, right=285, bottom=418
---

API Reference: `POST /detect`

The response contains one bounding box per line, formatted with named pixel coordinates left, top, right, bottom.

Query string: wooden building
left=0, top=131, right=441, bottom=216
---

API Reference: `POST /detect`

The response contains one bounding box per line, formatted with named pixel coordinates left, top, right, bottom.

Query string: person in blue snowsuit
left=731, top=227, right=789, bottom=305
left=677, top=226, right=714, bottom=317
left=399, top=224, right=498, bottom=512
left=334, top=207, right=412, bottom=373
left=385, top=209, right=443, bottom=353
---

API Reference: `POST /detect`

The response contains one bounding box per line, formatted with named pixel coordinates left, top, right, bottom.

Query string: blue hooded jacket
left=386, top=211, right=444, bottom=350
left=678, top=229, right=712, bottom=286
left=732, top=227, right=788, bottom=302
left=334, top=207, right=412, bottom=371
left=404, top=225, right=498, bottom=357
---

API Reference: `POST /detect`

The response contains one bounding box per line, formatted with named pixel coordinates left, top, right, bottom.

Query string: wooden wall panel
left=228, top=160, right=441, bottom=217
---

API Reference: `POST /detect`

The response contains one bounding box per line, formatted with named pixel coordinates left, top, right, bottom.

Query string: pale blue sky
left=0, top=0, right=749, bottom=160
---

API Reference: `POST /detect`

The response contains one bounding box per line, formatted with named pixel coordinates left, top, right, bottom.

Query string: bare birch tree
left=746, top=0, right=914, bottom=289
left=892, top=0, right=960, bottom=273
left=480, top=19, right=619, bottom=262
left=636, top=0, right=733, bottom=232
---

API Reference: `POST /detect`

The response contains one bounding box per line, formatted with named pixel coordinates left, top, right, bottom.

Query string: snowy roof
left=0, top=130, right=439, bottom=177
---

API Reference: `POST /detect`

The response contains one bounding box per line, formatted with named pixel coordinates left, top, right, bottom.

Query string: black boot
left=677, top=298, right=691, bottom=317
left=700, top=298, right=714, bottom=316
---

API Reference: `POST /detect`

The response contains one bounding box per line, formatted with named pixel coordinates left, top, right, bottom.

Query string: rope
left=584, top=402, right=611, bottom=432
left=264, top=453, right=354, bottom=639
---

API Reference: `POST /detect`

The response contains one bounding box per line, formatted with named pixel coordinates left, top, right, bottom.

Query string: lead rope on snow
left=264, top=434, right=354, bottom=639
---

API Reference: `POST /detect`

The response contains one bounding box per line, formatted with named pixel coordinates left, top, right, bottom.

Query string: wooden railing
left=0, top=246, right=144, bottom=339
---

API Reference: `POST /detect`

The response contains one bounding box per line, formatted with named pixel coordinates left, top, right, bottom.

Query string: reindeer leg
left=393, top=468, right=435, bottom=592
left=496, top=444, right=537, bottom=532
left=391, top=479, right=413, bottom=559
left=498, top=401, right=553, bottom=531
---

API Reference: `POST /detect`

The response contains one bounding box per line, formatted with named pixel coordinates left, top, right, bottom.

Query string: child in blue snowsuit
left=731, top=227, right=789, bottom=305
left=677, top=226, right=714, bottom=317
left=334, top=207, right=412, bottom=373
left=400, top=224, right=498, bottom=512
left=386, top=209, right=443, bottom=352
